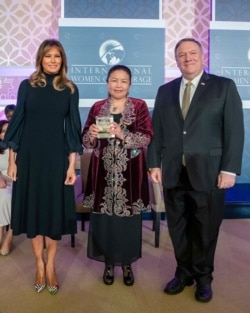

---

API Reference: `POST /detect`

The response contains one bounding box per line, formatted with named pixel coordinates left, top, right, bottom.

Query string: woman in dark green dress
left=1, top=39, right=82, bottom=294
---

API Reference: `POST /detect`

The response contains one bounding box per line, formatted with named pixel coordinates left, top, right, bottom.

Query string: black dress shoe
left=122, top=265, right=134, bottom=286
left=164, top=277, right=194, bottom=295
left=103, top=265, right=114, bottom=285
left=195, top=284, right=212, bottom=302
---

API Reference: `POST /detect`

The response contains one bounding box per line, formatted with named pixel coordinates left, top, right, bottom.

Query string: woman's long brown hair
left=29, top=39, right=75, bottom=93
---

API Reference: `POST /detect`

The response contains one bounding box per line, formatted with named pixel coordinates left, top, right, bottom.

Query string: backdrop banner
left=210, top=25, right=250, bottom=103
left=59, top=19, right=165, bottom=106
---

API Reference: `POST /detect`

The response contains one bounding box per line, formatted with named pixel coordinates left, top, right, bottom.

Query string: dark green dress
left=2, top=74, right=83, bottom=240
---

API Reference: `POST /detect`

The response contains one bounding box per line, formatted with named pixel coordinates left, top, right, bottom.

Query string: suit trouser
left=163, top=167, right=225, bottom=285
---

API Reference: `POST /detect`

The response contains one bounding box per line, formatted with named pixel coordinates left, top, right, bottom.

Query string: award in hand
left=96, top=116, right=115, bottom=139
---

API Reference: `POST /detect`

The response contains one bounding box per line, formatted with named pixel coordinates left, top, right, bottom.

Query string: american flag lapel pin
left=201, top=82, right=205, bottom=86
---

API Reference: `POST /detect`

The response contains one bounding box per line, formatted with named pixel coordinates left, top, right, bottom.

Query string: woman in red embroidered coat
left=82, top=65, right=153, bottom=286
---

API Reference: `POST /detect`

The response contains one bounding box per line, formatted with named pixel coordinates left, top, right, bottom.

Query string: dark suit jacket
left=147, top=72, right=244, bottom=191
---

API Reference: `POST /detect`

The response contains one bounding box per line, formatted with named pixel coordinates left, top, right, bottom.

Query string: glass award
left=96, top=115, right=115, bottom=139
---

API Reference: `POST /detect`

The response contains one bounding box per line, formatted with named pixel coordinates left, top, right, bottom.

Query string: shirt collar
left=182, top=71, right=204, bottom=88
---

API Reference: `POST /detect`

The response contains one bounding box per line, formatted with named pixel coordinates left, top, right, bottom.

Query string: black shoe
left=164, top=277, right=194, bottom=295
left=103, top=265, right=114, bottom=285
left=122, top=265, right=134, bottom=286
left=195, top=284, right=212, bottom=302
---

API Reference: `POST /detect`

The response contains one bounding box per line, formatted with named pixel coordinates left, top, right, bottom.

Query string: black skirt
left=87, top=213, right=142, bottom=266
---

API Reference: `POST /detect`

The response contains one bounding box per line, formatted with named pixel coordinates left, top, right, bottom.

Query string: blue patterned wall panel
left=64, top=0, right=160, bottom=19
left=210, top=29, right=250, bottom=101
left=240, top=109, right=250, bottom=183
left=215, top=0, right=250, bottom=21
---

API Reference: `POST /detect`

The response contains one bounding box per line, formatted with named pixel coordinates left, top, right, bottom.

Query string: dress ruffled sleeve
left=64, top=85, right=83, bottom=155
left=0, top=80, right=28, bottom=152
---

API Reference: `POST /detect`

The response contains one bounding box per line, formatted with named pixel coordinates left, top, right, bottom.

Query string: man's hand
left=217, top=172, right=236, bottom=189
left=149, top=167, right=162, bottom=184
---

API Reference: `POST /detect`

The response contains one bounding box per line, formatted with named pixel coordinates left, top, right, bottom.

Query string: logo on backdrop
left=69, top=38, right=152, bottom=87
left=99, top=40, right=125, bottom=65
left=59, top=25, right=165, bottom=99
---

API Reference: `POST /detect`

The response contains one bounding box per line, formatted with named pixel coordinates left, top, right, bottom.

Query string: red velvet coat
left=82, top=97, right=153, bottom=215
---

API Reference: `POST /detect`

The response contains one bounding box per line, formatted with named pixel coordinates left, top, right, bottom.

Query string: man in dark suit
left=147, top=38, right=244, bottom=302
